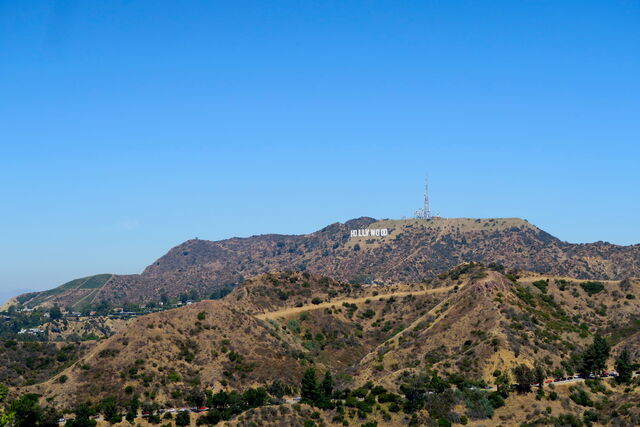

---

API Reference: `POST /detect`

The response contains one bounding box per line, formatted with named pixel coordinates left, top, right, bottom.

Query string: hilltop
left=13, top=217, right=640, bottom=309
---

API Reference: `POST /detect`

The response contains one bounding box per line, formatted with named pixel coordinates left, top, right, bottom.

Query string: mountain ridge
left=13, top=217, right=640, bottom=309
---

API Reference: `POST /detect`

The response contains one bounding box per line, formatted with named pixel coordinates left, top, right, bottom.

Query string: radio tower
left=415, top=176, right=432, bottom=220
left=423, top=177, right=431, bottom=220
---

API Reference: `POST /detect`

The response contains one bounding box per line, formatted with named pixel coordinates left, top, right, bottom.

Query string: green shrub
left=569, top=388, right=593, bottom=407
left=175, top=410, right=190, bottom=426
left=287, top=319, right=301, bottom=334
left=532, top=280, right=548, bottom=294
left=361, top=309, right=376, bottom=319
left=580, top=281, right=605, bottom=296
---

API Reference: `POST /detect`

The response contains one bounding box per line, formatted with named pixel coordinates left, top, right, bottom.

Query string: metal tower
left=415, top=176, right=432, bottom=220
left=423, top=177, right=431, bottom=220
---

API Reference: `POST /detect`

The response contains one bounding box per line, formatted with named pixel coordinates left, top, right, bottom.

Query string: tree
left=9, top=394, right=42, bottom=427
left=126, top=394, right=139, bottom=423
left=581, top=335, right=610, bottom=376
left=37, top=407, right=60, bottom=427
left=615, top=348, right=633, bottom=384
left=243, top=387, right=268, bottom=408
left=186, top=388, right=206, bottom=407
left=175, top=410, right=190, bottom=426
left=160, top=293, right=169, bottom=305
left=0, top=384, right=13, bottom=427
left=49, top=306, right=62, bottom=320
left=66, top=403, right=97, bottom=427
left=301, top=368, right=319, bottom=405
left=321, top=371, right=334, bottom=399
left=426, top=373, right=449, bottom=393
left=100, top=396, right=121, bottom=424
left=8, top=393, right=60, bottom=427
left=512, top=365, right=534, bottom=393
left=268, top=380, right=291, bottom=399
left=533, top=364, right=546, bottom=388
left=495, top=372, right=511, bottom=398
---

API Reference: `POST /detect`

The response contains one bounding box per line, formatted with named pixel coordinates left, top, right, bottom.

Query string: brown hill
left=355, top=266, right=640, bottom=388
left=27, top=267, right=640, bottom=411
left=15, top=217, right=640, bottom=309
left=27, top=272, right=455, bottom=407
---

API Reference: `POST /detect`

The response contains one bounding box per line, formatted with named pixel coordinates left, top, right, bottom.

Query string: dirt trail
left=255, top=285, right=458, bottom=320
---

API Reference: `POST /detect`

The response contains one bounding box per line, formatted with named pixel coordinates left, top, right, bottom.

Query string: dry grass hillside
left=23, top=266, right=640, bottom=418
left=355, top=265, right=640, bottom=390
left=28, top=299, right=307, bottom=408
left=15, top=217, right=640, bottom=309
left=26, top=272, right=456, bottom=407
left=43, top=316, right=130, bottom=341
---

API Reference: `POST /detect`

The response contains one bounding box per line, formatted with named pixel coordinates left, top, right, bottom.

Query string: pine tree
left=301, top=368, right=319, bottom=405
left=321, top=371, right=334, bottom=399
left=534, top=364, right=546, bottom=388
left=581, top=334, right=610, bottom=376
left=615, top=348, right=633, bottom=384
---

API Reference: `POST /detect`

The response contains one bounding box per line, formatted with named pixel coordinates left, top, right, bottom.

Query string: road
left=255, top=285, right=458, bottom=321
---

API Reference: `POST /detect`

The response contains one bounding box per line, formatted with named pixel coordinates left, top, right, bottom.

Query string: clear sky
left=0, top=1, right=639, bottom=298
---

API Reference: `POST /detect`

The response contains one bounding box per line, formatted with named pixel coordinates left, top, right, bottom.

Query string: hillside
left=5, top=274, right=114, bottom=311
left=14, top=217, right=640, bottom=309
left=26, top=272, right=456, bottom=407
left=354, top=266, right=640, bottom=388
left=26, top=267, right=640, bottom=416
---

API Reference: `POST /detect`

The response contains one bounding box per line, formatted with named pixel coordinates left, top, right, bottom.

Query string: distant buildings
left=18, top=327, right=44, bottom=335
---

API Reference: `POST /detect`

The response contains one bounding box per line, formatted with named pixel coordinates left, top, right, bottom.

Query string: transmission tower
left=415, top=176, right=432, bottom=220
left=423, top=177, right=431, bottom=220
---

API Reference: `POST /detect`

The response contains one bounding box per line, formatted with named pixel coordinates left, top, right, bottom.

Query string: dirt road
left=255, top=285, right=458, bottom=320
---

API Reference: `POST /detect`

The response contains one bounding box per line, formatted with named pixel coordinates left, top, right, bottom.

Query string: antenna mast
left=423, top=177, right=431, bottom=220
left=415, top=175, right=432, bottom=220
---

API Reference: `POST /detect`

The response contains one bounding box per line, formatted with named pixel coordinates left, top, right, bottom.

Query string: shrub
left=287, top=319, right=301, bottom=334
left=532, top=280, right=548, bottom=294
left=464, top=390, right=494, bottom=419
left=580, top=281, right=605, bottom=296
left=167, top=372, right=181, bottom=382
left=98, top=348, right=119, bottom=358
left=361, top=309, right=376, bottom=319
left=175, top=410, right=190, bottom=426
left=569, top=388, right=593, bottom=407
left=487, top=392, right=504, bottom=409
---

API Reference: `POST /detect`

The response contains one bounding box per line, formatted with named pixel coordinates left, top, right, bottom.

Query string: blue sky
left=1, top=1, right=639, bottom=297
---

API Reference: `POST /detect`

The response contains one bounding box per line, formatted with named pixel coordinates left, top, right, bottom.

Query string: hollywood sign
left=350, top=228, right=388, bottom=238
